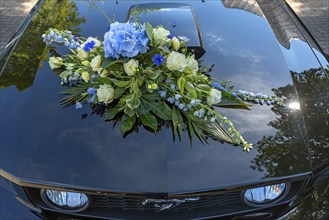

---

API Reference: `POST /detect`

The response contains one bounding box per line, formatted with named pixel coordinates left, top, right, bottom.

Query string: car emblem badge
left=142, top=197, right=200, bottom=211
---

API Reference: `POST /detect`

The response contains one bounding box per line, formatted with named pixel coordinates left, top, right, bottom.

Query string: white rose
left=153, top=26, right=170, bottom=46
left=49, top=57, right=64, bottom=69
left=90, top=55, right=102, bottom=72
left=171, top=37, right=180, bottom=51
left=86, top=37, right=101, bottom=48
left=97, top=84, right=115, bottom=104
left=186, top=55, right=199, bottom=73
left=77, top=47, right=89, bottom=60
left=166, top=51, right=187, bottom=72
left=124, top=59, right=139, bottom=76
left=81, top=71, right=90, bottom=82
left=207, top=88, right=222, bottom=106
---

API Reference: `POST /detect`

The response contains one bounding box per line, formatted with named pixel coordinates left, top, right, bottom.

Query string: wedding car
left=1, top=0, right=328, bottom=219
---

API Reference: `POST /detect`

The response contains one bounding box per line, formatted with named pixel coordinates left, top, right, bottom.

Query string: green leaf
left=185, top=81, right=197, bottom=99
left=140, top=113, right=158, bottom=132
left=104, top=103, right=124, bottom=120
left=96, top=77, right=112, bottom=85
left=172, top=106, right=183, bottom=140
left=120, top=114, right=136, bottom=134
left=114, top=87, right=126, bottom=99
left=131, top=80, right=141, bottom=96
left=145, top=22, right=154, bottom=46
left=111, top=78, right=132, bottom=87
left=197, top=84, right=211, bottom=91
left=213, top=90, right=251, bottom=110
left=101, top=58, right=114, bottom=69
left=141, top=98, right=171, bottom=120
left=186, top=118, right=194, bottom=145
left=177, top=76, right=186, bottom=94
left=102, top=59, right=124, bottom=69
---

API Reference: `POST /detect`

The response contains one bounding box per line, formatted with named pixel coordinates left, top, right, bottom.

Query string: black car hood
left=1, top=0, right=328, bottom=194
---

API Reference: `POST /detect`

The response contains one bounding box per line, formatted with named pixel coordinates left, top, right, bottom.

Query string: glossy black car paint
left=0, top=0, right=328, bottom=219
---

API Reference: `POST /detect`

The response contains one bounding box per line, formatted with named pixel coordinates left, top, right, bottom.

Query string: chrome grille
left=91, top=191, right=243, bottom=212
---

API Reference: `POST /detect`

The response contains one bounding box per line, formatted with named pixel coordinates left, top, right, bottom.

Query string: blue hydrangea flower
left=83, top=40, right=95, bottom=52
left=152, top=54, right=164, bottom=66
left=103, top=22, right=149, bottom=59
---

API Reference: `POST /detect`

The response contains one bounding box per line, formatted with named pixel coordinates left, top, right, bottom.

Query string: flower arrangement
left=42, top=21, right=285, bottom=151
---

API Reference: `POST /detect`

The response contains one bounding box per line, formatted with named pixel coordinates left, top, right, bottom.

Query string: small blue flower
left=165, top=78, right=171, bottom=84
left=64, top=40, right=70, bottom=47
left=87, top=88, right=97, bottom=103
left=167, top=34, right=174, bottom=39
left=175, top=100, right=180, bottom=106
left=172, top=22, right=177, bottom=27
left=190, top=99, right=198, bottom=106
left=167, top=97, right=175, bottom=104
left=152, top=54, right=164, bottom=66
left=175, top=94, right=181, bottom=100
left=212, top=83, right=226, bottom=91
left=170, top=83, right=176, bottom=90
left=194, top=110, right=200, bottom=117
left=75, top=102, right=83, bottom=109
left=159, top=91, right=167, bottom=98
left=178, top=103, right=185, bottom=110
left=87, top=88, right=97, bottom=94
left=83, top=40, right=95, bottom=52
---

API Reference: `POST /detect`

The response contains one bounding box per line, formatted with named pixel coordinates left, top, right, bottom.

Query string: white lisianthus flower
left=90, top=55, right=102, bottom=72
left=153, top=26, right=170, bottom=46
left=81, top=71, right=90, bottom=82
left=124, top=59, right=139, bottom=76
left=207, top=88, right=222, bottom=106
left=171, top=37, right=180, bottom=51
left=186, top=55, right=199, bottom=73
left=86, top=37, right=102, bottom=48
left=166, top=51, right=187, bottom=72
left=66, top=63, right=75, bottom=70
left=49, top=57, right=64, bottom=69
left=97, top=84, right=115, bottom=104
left=77, top=47, right=89, bottom=60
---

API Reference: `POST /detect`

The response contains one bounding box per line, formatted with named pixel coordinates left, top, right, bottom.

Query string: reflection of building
left=221, top=0, right=328, bottom=57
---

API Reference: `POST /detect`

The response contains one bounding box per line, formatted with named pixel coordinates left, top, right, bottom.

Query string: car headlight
left=243, top=183, right=287, bottom=206
left=41, top=189, right=89, bottom=212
